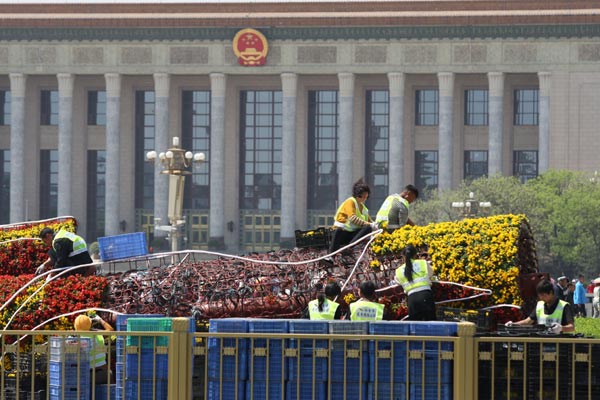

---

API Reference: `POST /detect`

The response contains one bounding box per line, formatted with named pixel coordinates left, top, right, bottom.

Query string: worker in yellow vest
left=38, top=227, right=94, bottom=276
left=395, top=245, right=436, bottom=321
left=305, top=281, right=344, bottom=320
left=349, top=281, right=385, bottom=321
left=375, top=184, right=419, bottom=230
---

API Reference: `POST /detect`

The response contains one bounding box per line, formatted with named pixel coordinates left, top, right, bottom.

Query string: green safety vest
left=53, top=230, right=88, bottom=257
left=308, top=298, right=339, bottom=320
left=536, top=300, right=566, bottom=326
left=81, top=334, right=107, bottom=368
left=333, top=197, right=370, bottom=231
left=375, top=194, right=409, bottom=223
left=349, top=300, right=384, bottom=321
left=395, top=259, right=430, bottom=294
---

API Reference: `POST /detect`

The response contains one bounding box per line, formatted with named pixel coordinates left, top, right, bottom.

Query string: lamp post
left=146, top=136, right=205, bottom=252
left=451, top=191, right=491, bottom=219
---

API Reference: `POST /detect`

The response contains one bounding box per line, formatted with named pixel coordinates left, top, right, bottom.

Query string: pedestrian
left=505, top=279, right=575, bottom=333
left=555, top=276, right=569, bottom=301
left=592, top=278, right=600, bottom=318
left=73, top=312, right=115, bottom=385
left=394, top=244, right=436, bottom=321
left=349, top=281, right=385, bottom=321
left=375, top=184, right=419, bottom=230
left=324, top=178, right=377, bottom=264
left=304, top=281, right=344, bottom=320
left=574, top=274, right=587, bottom=317
left=37, top=227, right=94, bottom=276
left=566, top=282, right=575, bottom=307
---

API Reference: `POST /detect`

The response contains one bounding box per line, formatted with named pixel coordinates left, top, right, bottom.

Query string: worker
left=505, top=279, right=575, bottom=334
left=37, top=227, right=94, bottom=276
left=305, top=281, right=344, bottom=320
left=375, top=184, right=419, bottom=230
left=349, top=281, right=385, bottom=321
left=74, top=312, right=115, bottom=384
left=395, top=245, right=436, bottom=321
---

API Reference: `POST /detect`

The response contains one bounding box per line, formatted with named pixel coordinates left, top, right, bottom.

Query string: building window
left=0, top=90, right=10, bottom=126
left=134, top=91, right=155, bottom=210
left=40, top=90, right=58, bottom=126
left=513, top=150, right=538, bottom=183
left=307, top=90, right=338, bottom=210
left=415, top=151, right=438, bottom=191
left=87, top=90, right=106, bottom=126
left=464, top=150, right=488, bottom=181
left=365, top=90, right=389, bottom=208
left=0, top=150, right=9, bottom=224
left=514, top=89, right=539, bottom=125
left=464, top=89, right=488, bottom=126
left=87, top=150, right=105, bottom=241
left=415, top=89, right=438, bottom=126
left=39, top=149, right=58, bottom=219
left=182, top=90, right=210, bottom=209
left=240, top=90, right=282, bottom=210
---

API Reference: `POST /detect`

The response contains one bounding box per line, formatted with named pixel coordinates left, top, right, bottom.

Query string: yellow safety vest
left=349, top=299, right=384, bottom=321
left=535, top=300, right=566, bottom=326
left=308, top=298, right=339, bottom=320
left=375, top=194, right=409, bottom=223
left=53, top=230, right=88, bottom=257
left=81, top=333, right=107, bottom=368
left=395, top=259, right=431, bottom=294
left=333, top=197, right=370, bottom=231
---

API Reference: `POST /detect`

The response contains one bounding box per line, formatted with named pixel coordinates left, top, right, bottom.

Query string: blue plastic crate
left=98, top=232, right=148, bottom=261
left=126, top=317, right=172, bottom=348
left=368, top=382, right=407, bottom=400
left=49, top=337, right=91, bottom=363
left=249, top=338, right=286, bottom=381
left=116, top=314, right=165, bottom=331
left=248, top=319, right=289, bottom=333
left=95, top=384, right=116, bottom=400
left=288, top=320, right=329, bottom=350
left=49, top=361, right=90, bottom=387
left=115, top=362, right=124, bottom=389
left=369, top=321, right=411, bottom=383
left=49, top=385, right=90, bottom=400
left=125, top=352, right=168, bottom=379
left=207, top=379, right=245, bottom=400
left=329, top=321, right=369, bottom=382
left=408, top=342, right=453, bottom=384
left=288, top=347, right=328, bottom=383
left=409, top=383, right=452, bottom=400
left=286, top=380, right=327, bottom=400
left=328, top=381, right=368, bottom=400
left=124, top=378, right=168, bottom=400
left=208, top=318, right=249, bottom=380
left=409, top=321, right=458, bottom=337
left=246, top=380, right=285, bottom=400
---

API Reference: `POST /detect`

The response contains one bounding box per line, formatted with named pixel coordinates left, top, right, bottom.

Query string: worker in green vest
left=505, top=279, right=575, bottom=334
left=74, top=313, right=115, bottom=385
left=305, top=281, right=344, bottom=320
left=395, top=245, right=436, bottom=321
left=349, top=281, right=385, bottom=321
left=375, top=184, right=419, bottom=230
left=38, top=227, right=94, bottom=276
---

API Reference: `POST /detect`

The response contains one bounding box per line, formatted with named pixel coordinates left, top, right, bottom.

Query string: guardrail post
left=168, top=317, right=193, bottom=400
left=454, top=321, right=476, bottom=400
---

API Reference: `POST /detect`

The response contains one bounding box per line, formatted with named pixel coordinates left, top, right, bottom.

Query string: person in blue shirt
left=573, top=274, right=587, bottom=317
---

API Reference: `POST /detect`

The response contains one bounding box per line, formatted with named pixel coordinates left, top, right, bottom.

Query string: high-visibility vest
left=349, top=300, right=384, bottom=321
left=53, top=230, right=88, bottom=257
left=308, top=298, right=339, bottom=320
left=536, top=300, right=566, bottom=326
left=333, top=197, right=370, bottom=231
left=395, top=259, right=431, bottom=294
left=376, top=194, right=409, bottom=223
left=81, top=333, right=107, bottom=368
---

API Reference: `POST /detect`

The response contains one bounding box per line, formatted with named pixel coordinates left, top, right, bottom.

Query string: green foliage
left=574, top=317, right=600, bottom=338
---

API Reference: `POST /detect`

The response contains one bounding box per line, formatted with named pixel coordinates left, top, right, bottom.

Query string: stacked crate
left=286, top=320, right=329, bottom=400
left=368, top=321, right=411, bottom=400
left=328, top=321, right=369, bottom=400
left=246, top=319, right=289, bottom=400
left=207, top=318, right=249, bottom=400
left=48, top=337, right=91, bottom=400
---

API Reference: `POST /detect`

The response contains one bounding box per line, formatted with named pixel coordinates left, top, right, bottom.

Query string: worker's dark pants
left=329, top=226, right=372, bottom=255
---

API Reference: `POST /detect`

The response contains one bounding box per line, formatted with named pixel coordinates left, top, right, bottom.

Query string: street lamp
left=146, top=136, right=205, bottom=252
left=451, top=191, right=491, bottom=218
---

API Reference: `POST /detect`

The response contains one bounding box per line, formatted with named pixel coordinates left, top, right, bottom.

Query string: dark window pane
left=514, top=89, right=539, bottom=126
left=464, top=89, right=488, bottom=126
left=0, top=150, right=10, bottom=223
left=415, top=151, right=438, bottom=194
left=464, top=150, right=488, bottom=181
left=135, top=91, right=155, bottom=210
left=415, top=89, right=439, bottom=126
left=513, top=150, right=538, bottom=183
left=365, top=90, right=389, bottom=208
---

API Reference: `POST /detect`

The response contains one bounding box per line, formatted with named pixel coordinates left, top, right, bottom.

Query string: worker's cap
left=557, top=276, right=567, bottom=281
left=74, top=315, right=92, bottom=330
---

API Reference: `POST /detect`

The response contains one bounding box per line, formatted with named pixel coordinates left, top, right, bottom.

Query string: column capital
left=57, top=73, right=74, bottom=96
left=153, top=72, right=170, bottom=97
left=209, top=72, right=227, bottom=97
left=338, top=72, right=355, bottom=97
left=387, top=72, right=405, bottom=97
left=9, top=73, right=26, bottom=97
left=104, top=73, right=121, bottom=98
left=437, top=72, right=454, bottom=97
left=487, top=72, right=504, bottom=96
left=538, top=71, right=552, bottom=97
left=281, top=72, right=298, bottom=97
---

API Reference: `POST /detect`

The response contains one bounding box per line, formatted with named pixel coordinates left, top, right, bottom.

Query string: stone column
left=488, top=72, right=504, bottom=176
left=153, top=73, right=170, bottom=237
left=209, top=73, right=226, bottom=248
left=57, top=73, right=74, bottom=216
left=437, top=72, right=454, bottom=190
left=104, top=73, right=121, bottom=236
left=538, top=71, right=551, bottom=173
left=280, top=72, right=297, bottom=245
left=387, top=72, right=405, bottom=193
left=9, top=73, right=26, bottom=223
left=337, top=72, right=355, bottom=203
